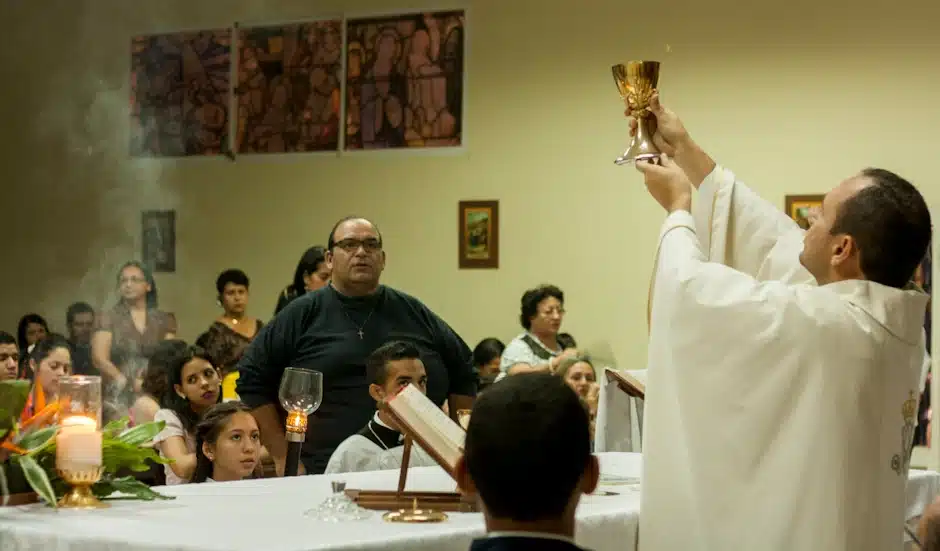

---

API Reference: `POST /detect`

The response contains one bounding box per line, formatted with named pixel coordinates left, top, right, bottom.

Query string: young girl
left=152, top=345, right=221, bottom=485
left=20, top=334, right=72, bottom=420
left=190, top=402, right=262, bottom=483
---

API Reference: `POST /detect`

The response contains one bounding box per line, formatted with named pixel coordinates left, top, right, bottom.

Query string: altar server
left=325, top=340, right=437, bottom=473
left=633, top=93, right=931, bottom=551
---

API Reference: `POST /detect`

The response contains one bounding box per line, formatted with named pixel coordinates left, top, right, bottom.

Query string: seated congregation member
left=238, top=216, right=476, bottom=476
left=190, top=402, right=262, bottom=483
left=456, top=372, right=598, bottom=551
left=274, top=245, right=331, bottom=315
left=500, top=285, right=577, bottom=377
left=65, top=302, right=96, bottom=376
left=555, top=356, right=599, bottom=438
left=130, top=339, right=188, bottom=426
left=152, top=345, right=222, bottom=485
left=16, top=313, right=48, bottom=378
left=471, top=338, right=504, bottom=392
left=325, top=341, right=437, bottom=474
left=0, top=331, right=19, bottom=381
left=21, top=334, right=72, bottom=420
left=199, top=269, right=264, bottom=402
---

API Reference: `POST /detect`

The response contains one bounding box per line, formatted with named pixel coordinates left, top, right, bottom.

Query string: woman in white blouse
left=151, top=345, right=222, bottom=484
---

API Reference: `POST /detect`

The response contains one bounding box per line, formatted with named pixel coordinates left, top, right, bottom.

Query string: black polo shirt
left=236, top=284, right=476, bottom=474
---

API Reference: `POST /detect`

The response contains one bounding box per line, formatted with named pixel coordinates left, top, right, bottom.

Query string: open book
left=605, top=368, right=646, bottom=399
left=383, top=384, right=466, bottom=478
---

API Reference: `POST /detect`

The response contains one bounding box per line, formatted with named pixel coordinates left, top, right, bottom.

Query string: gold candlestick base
left=382, top=497, right=448, bottom=523
left=57, top=467, right=109, bottom=509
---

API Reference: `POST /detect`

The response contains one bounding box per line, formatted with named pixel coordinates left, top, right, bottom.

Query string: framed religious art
left=344, top=10, right=465, bottom=150
left=130, top=29, right=232, bottom=157
left=235, top=19, right=343, bottom=154
left=784, top=194, right=824, bottom=230
left=142, top=210, right=176, bottom=273
left=458, top=200, right=498, bottom=269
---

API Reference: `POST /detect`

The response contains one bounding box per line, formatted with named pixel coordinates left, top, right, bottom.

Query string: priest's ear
left=829, top=234, right=858, bottom=267
left=454, top=455, right=477, bottom=497
left=580, top=455, right=600, bottom=496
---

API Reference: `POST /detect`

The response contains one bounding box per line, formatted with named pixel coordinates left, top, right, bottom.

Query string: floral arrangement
left=0, top=379, right=174, bottom=507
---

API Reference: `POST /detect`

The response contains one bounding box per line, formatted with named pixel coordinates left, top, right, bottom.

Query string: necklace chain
left=340, top=305, right=376, bottom=339
left=368, top=421, right=391, bottom=451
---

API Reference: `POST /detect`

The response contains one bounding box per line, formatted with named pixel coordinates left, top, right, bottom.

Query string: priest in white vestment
left=632, top=93, right=932, bottom=551
left=325, top=340, right=437, bottom=473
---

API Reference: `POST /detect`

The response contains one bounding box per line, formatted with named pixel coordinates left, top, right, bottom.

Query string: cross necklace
left=340, top=305, right=376, bottom=340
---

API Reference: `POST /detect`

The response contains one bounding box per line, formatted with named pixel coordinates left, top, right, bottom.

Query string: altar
left=0, top=453, right=936, bottom=551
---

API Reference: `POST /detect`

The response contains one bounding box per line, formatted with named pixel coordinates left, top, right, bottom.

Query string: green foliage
left=0, top=380, right=30, bottom=434
left=1, top=417, right=174, bottom=507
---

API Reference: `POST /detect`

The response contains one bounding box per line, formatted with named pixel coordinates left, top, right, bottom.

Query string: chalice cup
left=612, top=61, right=661, bottom=165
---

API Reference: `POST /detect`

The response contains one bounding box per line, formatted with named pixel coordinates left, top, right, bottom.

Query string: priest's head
left=326, top=216, right=386, bottom=296
left=799, top=168, right=931, bottom=288
left=366, top=340, right=428, bottom=407
left=456, top=372, right=599, bottom=537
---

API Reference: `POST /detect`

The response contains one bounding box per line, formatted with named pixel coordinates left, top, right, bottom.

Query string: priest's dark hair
left=519, top=284, right=564, bottom=329
left=366, top=340, right=421, bottom=386
left=191, top=401, right=255, bottom=484
left=831, top=168, right=932, bottom=289
left=463, top=372, right=591, bottom=521
left=215, top=269, right=250, bottom=296
left=160, top=345, right=221, bottom=436
left=327, top=216, right=384, bottom=250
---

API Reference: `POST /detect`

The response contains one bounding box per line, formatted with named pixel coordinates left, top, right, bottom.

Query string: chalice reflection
left=612, top=61, right=661, bottom=165
left=278, top=368, right=322, bottom=477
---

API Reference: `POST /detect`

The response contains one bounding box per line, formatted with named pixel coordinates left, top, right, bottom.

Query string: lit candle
left=56, top=416, right=102, bottom=472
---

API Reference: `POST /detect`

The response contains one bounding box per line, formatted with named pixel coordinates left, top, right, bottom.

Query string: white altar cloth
left=0, top=453, right=641, bottom=551
left=1, top=452, right=936, bottom=551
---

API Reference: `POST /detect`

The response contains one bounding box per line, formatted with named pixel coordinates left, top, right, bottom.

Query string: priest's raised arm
left=631, top=94, right=813, bottom=286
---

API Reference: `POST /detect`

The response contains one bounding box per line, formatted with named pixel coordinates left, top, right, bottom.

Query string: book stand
left=344, top=402, right=478, bottom=513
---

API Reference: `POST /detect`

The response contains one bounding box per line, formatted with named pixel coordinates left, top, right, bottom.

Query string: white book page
left=389, top=385, right=465, bottom=471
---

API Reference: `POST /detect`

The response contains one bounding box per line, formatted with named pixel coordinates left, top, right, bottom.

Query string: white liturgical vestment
left=325, top=413, right=438, bottom=474
left=638, top=165, right=930, bottom=551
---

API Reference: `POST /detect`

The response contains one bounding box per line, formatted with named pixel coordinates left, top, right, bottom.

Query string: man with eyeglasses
left=237, top=216, right=476, bottom=476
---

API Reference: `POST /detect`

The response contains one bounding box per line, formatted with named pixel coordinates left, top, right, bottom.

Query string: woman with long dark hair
left=92, top=261, right=177, bottom=419
left=152, top=345, right=222, bottom=485
left=190, top=401, right=262, bottom=483
left=15, top=313, right=49, bottom=378
left=273, top=246, right=330, bottom=315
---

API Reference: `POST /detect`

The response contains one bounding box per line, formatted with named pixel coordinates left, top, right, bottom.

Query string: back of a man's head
left=832, top=168, right=932, bottom=288
left=462, top=372, right=594, bottom=522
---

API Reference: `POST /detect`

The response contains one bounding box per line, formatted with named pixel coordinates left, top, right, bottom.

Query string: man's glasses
left=334, top=238, right=382, bottom=253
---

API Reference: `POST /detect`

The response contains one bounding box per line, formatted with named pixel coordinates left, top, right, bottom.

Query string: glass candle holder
left=55, top=375, right=107, bottom=509
left=57, top=375, right=103, bottom=427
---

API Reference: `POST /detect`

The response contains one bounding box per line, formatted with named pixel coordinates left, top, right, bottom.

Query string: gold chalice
left=612, top=61, right=661, bottom=165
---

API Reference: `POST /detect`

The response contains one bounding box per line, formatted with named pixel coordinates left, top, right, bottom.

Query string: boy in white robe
left=631, top=93, right=932, bottom=551
left=325, top=340, right=437, bottom=474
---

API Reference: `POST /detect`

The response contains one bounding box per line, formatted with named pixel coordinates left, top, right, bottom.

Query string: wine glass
left=278, top=368, right=323, bottom=416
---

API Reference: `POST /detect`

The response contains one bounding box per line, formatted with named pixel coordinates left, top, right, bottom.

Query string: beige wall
left=1, top=0, right=938, bottom=376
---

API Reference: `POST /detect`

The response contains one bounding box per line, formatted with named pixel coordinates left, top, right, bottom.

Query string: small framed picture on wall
left=784, top=194, right=824, bottom=230
left=458, top=200, right=499, bottom=269
left=142, top=210, right=176, bottom=273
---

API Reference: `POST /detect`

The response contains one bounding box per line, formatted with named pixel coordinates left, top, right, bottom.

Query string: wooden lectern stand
left=605, top=369, right=646, bottom=399
left=345, top=387, right=478, bottom=513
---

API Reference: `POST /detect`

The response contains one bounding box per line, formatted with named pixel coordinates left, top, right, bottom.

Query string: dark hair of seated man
left=456, top=372, right=598, bottom=550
